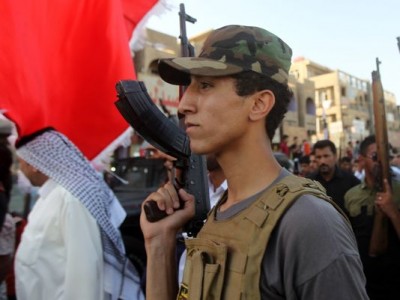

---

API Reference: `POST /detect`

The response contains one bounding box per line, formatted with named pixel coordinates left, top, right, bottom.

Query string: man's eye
left=199, top=82, right=212, bottom=89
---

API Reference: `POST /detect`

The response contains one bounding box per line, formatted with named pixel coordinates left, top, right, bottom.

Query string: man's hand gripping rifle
left=114, top=81, right=210, bottom=237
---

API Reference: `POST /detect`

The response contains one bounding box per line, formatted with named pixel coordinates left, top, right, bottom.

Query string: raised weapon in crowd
left=114, top=4, right=210, bottom=237
left=178, top=3, right=196, bottom=98
left=372, top=58, right=391, bottom=191
left=369, top=57, right=390, bottom=256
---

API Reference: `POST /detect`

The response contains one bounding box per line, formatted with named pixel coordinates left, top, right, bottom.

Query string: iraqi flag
left=0, top=0, right=160, bottom=161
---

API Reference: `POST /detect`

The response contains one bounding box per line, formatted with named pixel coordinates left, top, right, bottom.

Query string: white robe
left=15, top=179, right=105, bottom=300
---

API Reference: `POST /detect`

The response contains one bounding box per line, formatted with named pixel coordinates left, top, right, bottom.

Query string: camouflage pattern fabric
left=158, top=25, right=292, bottom=85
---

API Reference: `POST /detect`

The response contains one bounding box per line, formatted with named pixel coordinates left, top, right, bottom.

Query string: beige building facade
left=290, top=57, right=400, bottom=151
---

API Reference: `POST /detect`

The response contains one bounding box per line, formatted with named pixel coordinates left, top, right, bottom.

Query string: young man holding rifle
left=140, top=25, right=368, bottom=299
left=345, top=135, right=400, bottom=299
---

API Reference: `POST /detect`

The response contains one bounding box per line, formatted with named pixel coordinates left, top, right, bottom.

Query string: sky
left=145, top=0, right=400, bottom=103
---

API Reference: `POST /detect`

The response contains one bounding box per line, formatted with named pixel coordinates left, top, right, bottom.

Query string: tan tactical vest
left=178, top=175, right=347, bottom=300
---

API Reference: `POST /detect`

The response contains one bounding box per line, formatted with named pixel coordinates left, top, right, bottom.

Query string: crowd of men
left=277, top=135, right=400, bottom=299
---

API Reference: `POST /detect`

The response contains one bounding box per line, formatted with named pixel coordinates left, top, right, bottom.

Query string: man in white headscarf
left=14, top=127, right=144, bottom=300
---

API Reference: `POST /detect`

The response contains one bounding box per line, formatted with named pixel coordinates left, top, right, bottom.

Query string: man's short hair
left=313, top=140, right=337, bottom=155
left=359, top=135, right=375, bottom=156
left=232, top=71, right=292, bottom=140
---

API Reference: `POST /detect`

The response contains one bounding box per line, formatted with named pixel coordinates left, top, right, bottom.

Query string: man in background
left=298, top=155, right=312, bottom=177
left=14, top=128, right=143, bottom=300
left=0, top=212, right=14, bottom=300
left=308, top=139, right=360, bottom=212
left=345, top=135, right=400, bottom=299
left=339, top=156, right=353, bottom=174
left=309, top=150, right=318, bottom=174
left=0, top=142, right=15, bottom=300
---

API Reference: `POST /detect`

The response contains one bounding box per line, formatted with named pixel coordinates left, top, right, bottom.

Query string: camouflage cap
left=158, top=25, right=292, bottom=85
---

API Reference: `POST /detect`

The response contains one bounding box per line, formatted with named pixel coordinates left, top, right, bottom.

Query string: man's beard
left=319, top=164, right=331, bottom=175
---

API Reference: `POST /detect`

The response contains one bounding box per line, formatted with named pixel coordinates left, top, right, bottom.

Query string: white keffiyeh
left=16, top=130, right=144, bottom=300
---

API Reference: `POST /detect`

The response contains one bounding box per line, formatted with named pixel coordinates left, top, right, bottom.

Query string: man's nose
left=178, top=85, right=196, bottom=115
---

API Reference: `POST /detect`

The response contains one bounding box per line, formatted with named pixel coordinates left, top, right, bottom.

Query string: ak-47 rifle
left=114, top=4, right=209, bottom=237
left=115, top=81, right=210, bottom=237
left=369, top=58, right=390, bottom=256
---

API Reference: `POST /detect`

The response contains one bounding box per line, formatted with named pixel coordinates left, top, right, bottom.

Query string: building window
left=306, top=97, right=316, bottom=115
left=288, top=96, right=297, bottom=112
left=328, top=114, right=337, bottom=123
left=341, top=87, right=346, bottom=97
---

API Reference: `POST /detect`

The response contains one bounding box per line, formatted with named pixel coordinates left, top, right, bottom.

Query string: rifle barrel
left=371, top=60, right=390, bottom=189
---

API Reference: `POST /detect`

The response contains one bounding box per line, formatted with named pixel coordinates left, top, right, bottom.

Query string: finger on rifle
left=164, top=181, right=180, bottom=209
left=176, top=189, right=195, bottom=219
left=178, top=188, right=194, bottom=203
left=143, top=184, right=175, bottom=215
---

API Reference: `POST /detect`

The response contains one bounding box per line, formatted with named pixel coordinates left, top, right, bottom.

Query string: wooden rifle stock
left=369, top=58, right=389, bottom=256
left=372, top=59, right=391, bottom=188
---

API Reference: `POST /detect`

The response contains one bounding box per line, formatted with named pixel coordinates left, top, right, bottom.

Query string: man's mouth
left=185, top=121, right=198, bottom=129
left=319, top=164, right=329, bottom=171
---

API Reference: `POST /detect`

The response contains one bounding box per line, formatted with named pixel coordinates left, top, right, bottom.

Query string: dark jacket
left=307, top=166, right=360, bottom=212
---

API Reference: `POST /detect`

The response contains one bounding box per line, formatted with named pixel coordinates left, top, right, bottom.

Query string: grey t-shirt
left=216, top=169, right=368, bottom=299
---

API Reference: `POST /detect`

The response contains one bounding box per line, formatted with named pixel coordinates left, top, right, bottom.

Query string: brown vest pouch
left=178, top=238, right=228, bottom=300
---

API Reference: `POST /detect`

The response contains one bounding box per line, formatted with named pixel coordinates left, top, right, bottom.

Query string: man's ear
left=248, top=90, right=275, bottom=121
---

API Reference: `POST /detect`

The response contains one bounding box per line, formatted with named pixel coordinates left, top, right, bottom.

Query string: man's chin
left=190, top=145, right=209, bottom=156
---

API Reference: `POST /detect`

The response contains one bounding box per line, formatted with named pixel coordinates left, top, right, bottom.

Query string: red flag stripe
left=0, top=0, right=160, bottom=160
